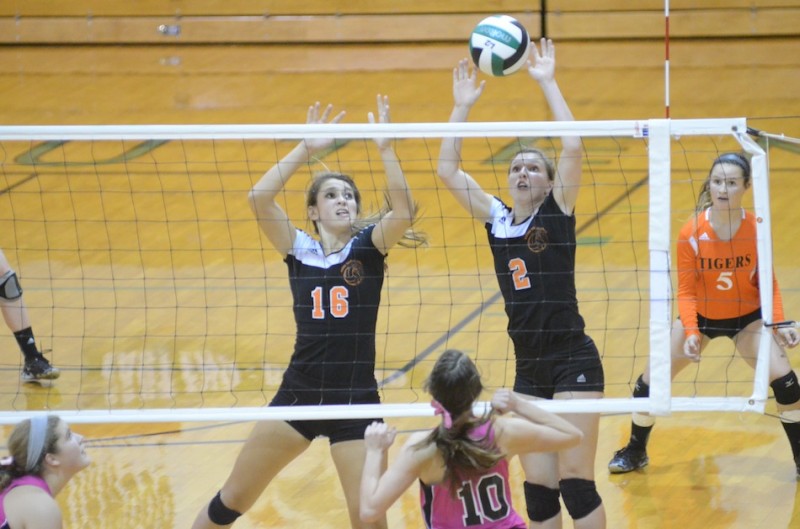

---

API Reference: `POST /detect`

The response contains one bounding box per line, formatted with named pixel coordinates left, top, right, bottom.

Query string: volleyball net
left=0, top=118, right=781, bottom=424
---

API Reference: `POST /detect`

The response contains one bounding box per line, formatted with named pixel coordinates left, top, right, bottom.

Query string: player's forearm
left=437, top=107, right=468, bottom=179
left=513, top=398, right=582, bottom=440
left=250, top=142, right=311, bottom=200
left=359, top=450, right=387, bottom=522
left=538, top=78, right=581, bottom=152
left=380, top=147, right=415, bottom=221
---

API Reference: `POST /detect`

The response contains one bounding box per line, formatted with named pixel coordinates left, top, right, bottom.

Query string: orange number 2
left=509, top=258, right=531, bottom=290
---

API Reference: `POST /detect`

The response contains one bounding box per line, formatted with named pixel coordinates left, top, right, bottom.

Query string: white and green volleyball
left=469, top=15, right=530, bottom=77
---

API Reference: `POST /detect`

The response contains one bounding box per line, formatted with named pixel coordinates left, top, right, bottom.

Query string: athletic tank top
left=485, top=194, right=586, bottom=354
left=419, top=421, right=526, bottom=529
left=0, top=475, right=51, bottom=529
left=284, top=224, right=385, bottom=395
left=676, top=208, right=785, bottom=336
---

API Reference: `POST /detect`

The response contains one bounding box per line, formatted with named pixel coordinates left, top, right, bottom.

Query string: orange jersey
left=676, top=208, right=785, bottom=338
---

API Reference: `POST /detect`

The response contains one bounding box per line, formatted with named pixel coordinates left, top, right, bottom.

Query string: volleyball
left=469, top=15, right=530, bottom=77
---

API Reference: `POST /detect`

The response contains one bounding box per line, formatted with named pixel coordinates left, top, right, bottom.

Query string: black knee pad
left=0, top=270, right=22, bottom=301
left=559, top=478, right=602, bottom=520
left=523, top=481, right=561, bottom=522
left=633, top=374, right=650, bottom=398
left=771, top=371, right=800, bottom=405
left=208, top=491, right=242, bottom=526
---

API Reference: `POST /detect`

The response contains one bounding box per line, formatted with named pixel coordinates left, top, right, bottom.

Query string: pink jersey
left=0, top=475, right=51, bottom=529
left=419, top=421, right=526, bottom=529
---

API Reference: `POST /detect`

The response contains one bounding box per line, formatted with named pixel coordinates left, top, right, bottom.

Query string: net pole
left=736, top=131, right=771, bottom=412
left=648, top=119, right=672, bottom=416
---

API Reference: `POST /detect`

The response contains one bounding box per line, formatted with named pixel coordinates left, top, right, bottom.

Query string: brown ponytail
left=415, top=350, right=503, bottom=495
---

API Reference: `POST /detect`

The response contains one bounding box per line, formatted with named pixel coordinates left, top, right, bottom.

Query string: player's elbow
left=436, top=160, right=458, bottom=180
left=561, top=142, right=583, bottom=160
left=247, top=188, right=274, bottom=218
left=246, top=189, right=259, bottom=214
left=398, top=201, right=418, bottom=224
left=360, top=503, right=382, bottom=523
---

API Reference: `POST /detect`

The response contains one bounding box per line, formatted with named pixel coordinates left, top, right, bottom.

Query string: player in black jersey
left=0, top=249, right=60, bottom=382
left=437, top=40, right=606, bottom=528
left=193, top=96, right=422, bottom=529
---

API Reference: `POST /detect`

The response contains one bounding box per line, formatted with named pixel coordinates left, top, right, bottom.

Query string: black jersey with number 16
left=284, top=224, right=385, bottom=394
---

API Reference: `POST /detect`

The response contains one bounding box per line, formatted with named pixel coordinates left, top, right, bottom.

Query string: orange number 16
left=311, top=286, right=350, bottom=319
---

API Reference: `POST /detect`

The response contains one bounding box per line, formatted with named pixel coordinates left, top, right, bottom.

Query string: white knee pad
left=0, top=270, right=22, bottom=301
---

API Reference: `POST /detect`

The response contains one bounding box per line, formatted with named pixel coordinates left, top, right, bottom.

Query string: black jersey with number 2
left=485, top=194, right=586, bottom=355
left=284, top=224, right=385, bottom=394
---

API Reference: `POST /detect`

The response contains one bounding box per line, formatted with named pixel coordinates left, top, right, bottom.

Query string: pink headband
left=431, top=400, right=453, bottom=429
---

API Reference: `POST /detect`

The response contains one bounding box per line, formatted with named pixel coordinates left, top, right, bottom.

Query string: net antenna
left=0, top=118, right=750, bottom=424
left=747, top=126, right=800, bottom=152
left=746, top=120, right=800, bottom=363
left=664, top=0, right=671, bottom=118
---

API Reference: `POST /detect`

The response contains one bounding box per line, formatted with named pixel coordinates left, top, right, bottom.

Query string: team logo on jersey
left=525, top=226, right=548, bottom=253
left=341, top=259, right=365, bottom=286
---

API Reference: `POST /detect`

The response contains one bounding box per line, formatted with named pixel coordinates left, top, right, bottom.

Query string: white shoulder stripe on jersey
left=489, top=196, right=534, bottom=239
left=291, top=229, right=357, bottom=268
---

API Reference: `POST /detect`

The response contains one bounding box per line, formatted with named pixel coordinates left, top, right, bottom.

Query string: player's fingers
left=365, top=422, right=380, bottom=435
left=307, top=102, right=320, bottom=123
left=319, top=102, right=333, bottom=121
left=545, top=38, right=555, bottom=58
left=458, top=58, right=468, bottom=79
left=469, top=63, right=479, bottom=82
left=380, top=95, right=390, bottom=121
left=330, top=110, right=346, bottom=124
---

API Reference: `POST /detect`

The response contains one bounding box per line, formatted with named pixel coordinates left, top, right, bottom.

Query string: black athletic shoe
left=21, top=354, right=61, bottom=382
left=608, top=445, right=649, bottom=474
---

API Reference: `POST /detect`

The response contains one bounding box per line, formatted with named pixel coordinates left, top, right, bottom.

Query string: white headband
left=25, top=415, right=49, bottom=473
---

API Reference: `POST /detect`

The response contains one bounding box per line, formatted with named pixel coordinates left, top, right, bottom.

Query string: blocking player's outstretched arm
left=248, top=102, right=345, bottom=257
left=436, top=59, right=493, bottom=223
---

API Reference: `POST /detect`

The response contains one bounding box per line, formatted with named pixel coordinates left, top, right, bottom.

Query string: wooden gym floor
left=0, top=38, right=800, bottom=528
